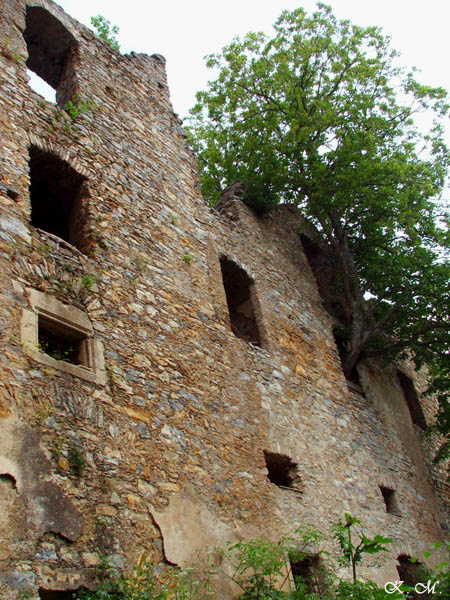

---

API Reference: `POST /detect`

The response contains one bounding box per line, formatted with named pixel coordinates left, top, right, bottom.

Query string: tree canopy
left=90, top=15, right=120, bottom=52
left=187, top=4, right=450, bottom=460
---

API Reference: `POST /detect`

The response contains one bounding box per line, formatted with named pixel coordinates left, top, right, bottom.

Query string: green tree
left=187, top=3, right=450, bottom=460
left=90, top=15, right=120, bottom=52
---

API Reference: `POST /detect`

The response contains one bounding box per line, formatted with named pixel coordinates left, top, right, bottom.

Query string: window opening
left=39, top=588, right=85, bottom=600
left=290, top=554, right=324, bottom=595
left=264, top=451, right=302, bottom=491
left=379, top=486, right=401, bottom=515
left=38, top=314, right=89, bottom=367
left=300, top=233, right=328, bottom=304
left=24, top=6, right=77, bottom=106
left=0, top=473, right=17, bottom=490
left=397, top=371, right=427, bottom=431
left=29, top=146, right=89, bottom=251
left=27, top=69, right=56, bottom=103
left=21, top=289, right=106, bottom=385
left=300, top=234, right=322, bottom=277
left=333, top=330, right=364, bottom=395
left=220, top=256, right=261, bottom=346
left=302, top=236, right=363, bottom=393
left=397, top=555, right=429, bottom=600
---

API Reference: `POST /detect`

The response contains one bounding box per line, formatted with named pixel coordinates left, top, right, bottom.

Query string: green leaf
left=187, top=3, right=450, bottom=465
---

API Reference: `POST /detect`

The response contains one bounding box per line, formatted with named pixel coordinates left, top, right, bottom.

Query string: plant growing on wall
left=79, top=551, right=212, bottom=600
left=331, top=513, right=392, bottom=584
left=187, top=3, right=450, bottom=463
left=400, top=541, right=450, bottom=599
left=74, top=518, right=418, bottom=599
left=68, top=446, right=87, bottom=478
left=211, top=520, right=404, bottom=599
left=81, top=273, right=96, bottom=290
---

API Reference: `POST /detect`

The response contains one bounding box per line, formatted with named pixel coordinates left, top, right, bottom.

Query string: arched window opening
left=24, top=6, right=77, bottom=106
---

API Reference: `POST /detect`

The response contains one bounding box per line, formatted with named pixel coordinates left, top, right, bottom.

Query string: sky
left=49, top=0, right=450, bottom=121
left=29, top=0, right=450, bottom=198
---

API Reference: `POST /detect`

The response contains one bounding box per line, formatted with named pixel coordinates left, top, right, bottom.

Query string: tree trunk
left=326, top=211, right=368, bottom=379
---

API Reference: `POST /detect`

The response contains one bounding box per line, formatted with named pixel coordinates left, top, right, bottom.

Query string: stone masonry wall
left=0, top=1, right=448, bottom=598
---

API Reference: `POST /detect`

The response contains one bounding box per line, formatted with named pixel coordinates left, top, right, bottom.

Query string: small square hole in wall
left=264, top=451, right=302, bottom=491
left=38, top=314, right=88, bottom=367
left=379, top=486, right=401, bottom=516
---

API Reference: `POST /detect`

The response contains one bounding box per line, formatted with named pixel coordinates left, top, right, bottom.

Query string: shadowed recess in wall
left=290, top=554, right=325, bottom=596
left=39, top=588, right=86, bottom=600
left=28, top=145, right=89, bottom=251
left=220, top=256, right=262, bottom=346
left=264, top=450, right=303, bottom=492
left=0, top=472, right=17, bottom=490
left=24, top=5, right=78, bottom=106
left=397, top=371, right=428, bottom=431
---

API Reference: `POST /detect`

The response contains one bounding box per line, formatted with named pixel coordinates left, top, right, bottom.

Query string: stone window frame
left=21, top=289, right=106, bottom=385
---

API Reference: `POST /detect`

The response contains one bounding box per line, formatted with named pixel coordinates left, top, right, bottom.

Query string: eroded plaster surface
left=0, top=419, right=83, bottom=544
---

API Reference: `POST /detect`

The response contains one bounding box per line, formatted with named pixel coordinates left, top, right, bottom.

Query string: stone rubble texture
left=0, top=1, right=449, bottom=598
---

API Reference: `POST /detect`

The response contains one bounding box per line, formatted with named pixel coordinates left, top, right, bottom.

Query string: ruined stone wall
left=0, top=2, right=448, bottom=598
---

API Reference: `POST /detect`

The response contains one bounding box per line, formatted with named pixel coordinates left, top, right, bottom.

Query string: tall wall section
left=0, top=1, right=448, bottom=598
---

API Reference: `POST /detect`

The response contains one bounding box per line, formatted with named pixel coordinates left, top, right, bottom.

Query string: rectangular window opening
left=38, top=314, right=89, bottom=368
left=29, top=145, right=90, bottom=252
left=22, top=290, right=106, bottom=385
left=379, top=486, right=401, bottom=516
left=220, top=256, right=262, bottom=347
left=397, top=371, right=427, bottom=431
